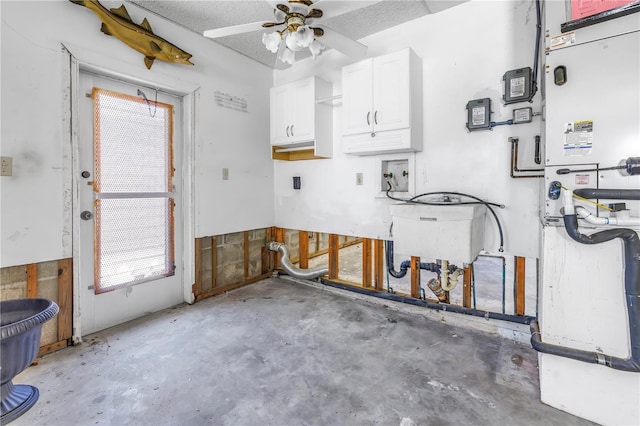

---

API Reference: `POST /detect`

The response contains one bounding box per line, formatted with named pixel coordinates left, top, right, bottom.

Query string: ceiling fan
left=203, top=0, right=379, bottom=67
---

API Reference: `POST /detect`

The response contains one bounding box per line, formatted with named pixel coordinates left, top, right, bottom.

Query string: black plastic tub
left=1, top=298, right=59, bottom=424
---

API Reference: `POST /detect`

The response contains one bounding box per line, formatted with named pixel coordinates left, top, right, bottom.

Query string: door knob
left=80, top=211, right=93, bottom=220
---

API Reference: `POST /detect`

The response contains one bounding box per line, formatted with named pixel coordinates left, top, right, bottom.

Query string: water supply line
left=530, top=188, right=640, bottom=372
left=268, top=242, right=328, bottom=280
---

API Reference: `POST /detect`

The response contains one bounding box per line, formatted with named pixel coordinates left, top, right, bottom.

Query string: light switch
left=222, top=168, right=229, bottom=180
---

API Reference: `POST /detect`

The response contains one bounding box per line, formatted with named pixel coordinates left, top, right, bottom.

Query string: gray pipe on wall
left=268, top=242, right=328, bottom=280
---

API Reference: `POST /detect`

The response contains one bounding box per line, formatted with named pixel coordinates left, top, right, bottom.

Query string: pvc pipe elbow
left=563, top=189, right=575, bottom=215
left=442, top=269, right=462, bottom=291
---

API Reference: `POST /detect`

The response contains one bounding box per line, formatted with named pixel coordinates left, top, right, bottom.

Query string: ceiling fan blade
left=265, top=0, right=287, bottom=10
left=203, top=21, right=277, bottom=39
left=309, top=0, right=381, bottom=20
left=314, top=25, right=367, bottom=59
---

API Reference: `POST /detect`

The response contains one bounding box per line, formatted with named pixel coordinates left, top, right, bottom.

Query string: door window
left=92, top=87, right=175, bottom=293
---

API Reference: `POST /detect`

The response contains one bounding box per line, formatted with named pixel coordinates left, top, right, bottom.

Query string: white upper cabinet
left=270, top=76, right=333, bottom=160
left=342, top=48, right=423, bottom=155
left=342, top=60, right=374, bottom=135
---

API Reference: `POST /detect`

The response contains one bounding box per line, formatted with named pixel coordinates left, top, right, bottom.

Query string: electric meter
left=465, top=98, right=491, bottom=131
left=503, top=67, right=532, bottom=104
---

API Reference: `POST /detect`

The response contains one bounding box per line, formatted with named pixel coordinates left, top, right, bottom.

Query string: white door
left=78, top=72, right=184, bottom=336
left=373, top=50, right=410, bottom=132
left=342, top=59, right=373, bottom=136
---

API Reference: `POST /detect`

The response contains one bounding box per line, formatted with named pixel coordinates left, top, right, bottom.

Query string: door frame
left=63, top=44, right=199, bottom=343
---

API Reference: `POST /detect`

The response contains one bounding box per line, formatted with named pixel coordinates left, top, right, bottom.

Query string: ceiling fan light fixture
left=262, top=31, right=282, bottom=53
left=280, top=47, right=296, bottom=65
left=308, top=39, right=324, bottom=58
left=285, top=25, right=314, bottom=51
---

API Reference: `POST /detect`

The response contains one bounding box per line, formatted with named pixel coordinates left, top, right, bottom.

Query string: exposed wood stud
left=266, top=228, right=275, bottom=271
left=374, top=240, right=384, bottom=291
left=300, top=238, right=362, bottom=261
left=411, top=256, right=421, bottom=298
left=362, top=238, right=372, bottom=288
left=194, top=238, right=202, bottom=296
left=275, top=227, right=285, bottom=267
left=261, top=247, right=270, bottom=274
left=37, top=340, right=68, bottom=357
left=462, top=265, right=472, bottom=308
left=26, top=264, right=38, bottom=298
left=211, top=236, right=218, bottom=289
left=299, top=231, right=309, bottom=269
left=57, top=258, right=73, bottom=341
left=195, top=273, right=272, bottom=301
left=244, top=231, right=250, bottom=279
left=328, top=234, right=339, bottom=280
left=515, top=256, right=526, bottom=316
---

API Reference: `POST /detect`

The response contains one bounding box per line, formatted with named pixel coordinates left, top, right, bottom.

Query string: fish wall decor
left=69, top=0, right=193, bottom=69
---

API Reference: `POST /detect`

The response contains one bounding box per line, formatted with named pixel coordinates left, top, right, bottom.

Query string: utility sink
left=389, top=203, right=487, bottom=265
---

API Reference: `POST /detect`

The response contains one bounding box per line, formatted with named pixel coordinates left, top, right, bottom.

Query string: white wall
left=0, top=0, right=274, bottom=268
left=272, top=0, right=543, bottom=259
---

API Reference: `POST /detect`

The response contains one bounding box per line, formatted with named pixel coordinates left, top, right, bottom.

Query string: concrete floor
left=13, top=278, right=593, bottom=426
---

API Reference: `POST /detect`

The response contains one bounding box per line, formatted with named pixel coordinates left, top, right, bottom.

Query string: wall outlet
left=356, top=173, right=363, bottom=185
left=222, top=167, right=229, bottom=180
left=1, top=157, right=13, bottom=176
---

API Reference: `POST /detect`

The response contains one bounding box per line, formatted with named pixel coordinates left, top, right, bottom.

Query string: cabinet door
left=342, top=59, right=373, bottom=136
left=290, top=78, right=315, bottom=143
left=373, top=50, right=410, bottom=132
left=270, top=84, right=291, bottom=145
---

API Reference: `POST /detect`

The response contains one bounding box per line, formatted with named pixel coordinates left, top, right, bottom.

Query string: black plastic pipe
left=319, top=278, right=534, bottom=325
left=385, top=241, right=437, bottom=278
left=574, top=188, right=640, bottom=200
left=530, top=187, right=640, bottom=371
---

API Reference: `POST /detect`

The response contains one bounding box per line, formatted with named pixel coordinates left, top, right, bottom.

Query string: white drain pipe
left=576, top=206, right=640, bottom=227
left=268, top=242, right=328, bottom=280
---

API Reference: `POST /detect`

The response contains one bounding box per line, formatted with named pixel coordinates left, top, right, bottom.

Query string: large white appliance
left=539, top=2, right=640, bottom=424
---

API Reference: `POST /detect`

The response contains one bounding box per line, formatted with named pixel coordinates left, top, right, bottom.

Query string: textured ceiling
left=130, top=1, right=467, bottom=68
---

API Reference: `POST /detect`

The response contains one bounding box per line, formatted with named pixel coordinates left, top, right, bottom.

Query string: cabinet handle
left=374, top=111, right=378, bottom=125
left=366, top=111, right=371, bottom=126
left=286, top=125, right=290, bottom=137
left=291, top=125, right=294, bottom=136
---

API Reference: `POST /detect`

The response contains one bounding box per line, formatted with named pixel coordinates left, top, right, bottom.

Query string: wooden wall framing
left=193, top=227, right=533, bottom=320
left=1, top=259, right=75, bottom=356
left=515, top=256, right=526, bottom=316
left=193, top=229, right=273, bottom=302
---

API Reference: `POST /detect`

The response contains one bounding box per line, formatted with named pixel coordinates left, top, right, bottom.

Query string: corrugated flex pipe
left=530, top=188, right=640, bottom=372
left=268, top=242, right=328, bottom=280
